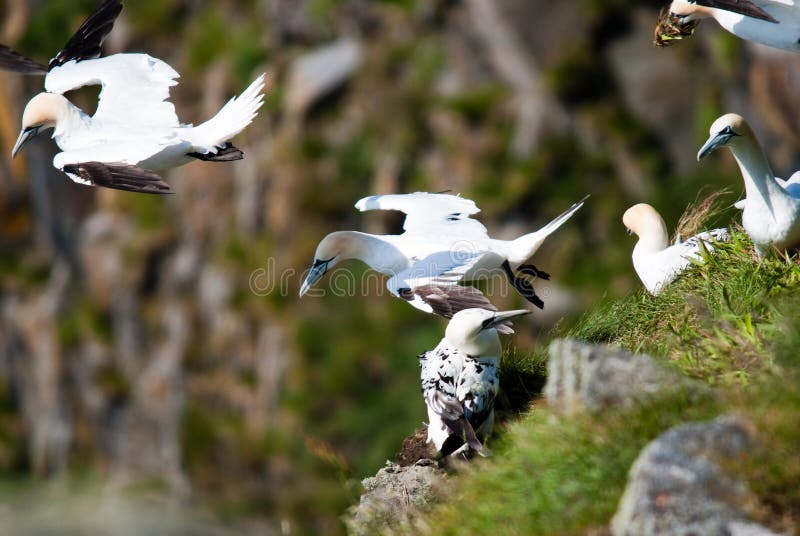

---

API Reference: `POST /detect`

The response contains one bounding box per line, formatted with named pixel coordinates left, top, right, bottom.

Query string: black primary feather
left=62, top=161, right=173, bottom=194
left=694, top=0, right=778, bottom=23
left=0, top=45, right=47, bottom=74
left=188, top=142, right=244, bottom=162
left=49, top=0, right=123, bottom=70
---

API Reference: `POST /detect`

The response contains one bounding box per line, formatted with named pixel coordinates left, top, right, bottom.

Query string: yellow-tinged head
left=12, top=93, right=71, bottom=158
left=623, top=203, right=669, bottom=249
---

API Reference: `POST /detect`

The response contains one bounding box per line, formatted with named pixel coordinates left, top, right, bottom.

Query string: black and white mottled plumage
left=419, top=308, right=530, bottom=457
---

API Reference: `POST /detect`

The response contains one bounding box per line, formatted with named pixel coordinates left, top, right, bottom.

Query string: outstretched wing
left=355, top=192, right=490, bottom=238
left=0, top=0, right=121, bottom=75
left=49, top=0, right=123, bottom=70
left=45, top=54, right=180, bottom=128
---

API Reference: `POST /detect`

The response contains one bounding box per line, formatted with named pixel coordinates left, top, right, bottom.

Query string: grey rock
left=545, top=339, right=693, bottom=415
left=612, top=415, right=778, bottom=536
left=345, top=459, right=444, bottom=535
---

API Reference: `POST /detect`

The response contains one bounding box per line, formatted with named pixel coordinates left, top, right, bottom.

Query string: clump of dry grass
left=654, top=8, right=699, bottom=47
left=673, top=188, right=732, bottom=243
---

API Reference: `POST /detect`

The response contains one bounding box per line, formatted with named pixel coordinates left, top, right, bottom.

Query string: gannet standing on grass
left=299, top=192, right=588, bottom=323
left=698, top=113, right=800, bottom=257
left=623, top=204, right=728, bottom=295
left=419, top=308, right=530, bottom=457
left=0, top=0, right=265, bottom=194
left=662, top=0, right=800, bottom=52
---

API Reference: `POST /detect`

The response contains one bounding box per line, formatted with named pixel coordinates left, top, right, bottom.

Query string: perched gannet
left=300, top=192, right=588, bottom=321
left=698, top=113, right=800, bottom=257
left=623, top=203, right=728, bottom=295
left=419, top=308, right=530, bottom=456
left=665, top=0, right=800, bottom=52
left=0, top=0, right=265, bottom=193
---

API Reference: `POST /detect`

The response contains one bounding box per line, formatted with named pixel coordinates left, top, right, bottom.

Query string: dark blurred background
left=0, top=0, right=799, bottom=533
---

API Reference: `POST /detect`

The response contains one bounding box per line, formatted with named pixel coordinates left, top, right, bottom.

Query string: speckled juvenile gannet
left=419, top=308, right=530, bottom=457
left=300, top=192, right=588, bottom=322
left=698, top=113, right=800, bottom=257
left=666, top=0, right=800, bottom=52
left=0, top=0, right=265, bottom=194
left=623, top=203, right=728, bottom=295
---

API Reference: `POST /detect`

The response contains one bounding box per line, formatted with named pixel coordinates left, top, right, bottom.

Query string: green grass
left=408, top=232, right=800, bottom=535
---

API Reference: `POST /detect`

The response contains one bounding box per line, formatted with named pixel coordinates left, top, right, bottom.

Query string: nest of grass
left=673, top=187, right=732, bottom=243
left=654, top=7, right=699, bottom=47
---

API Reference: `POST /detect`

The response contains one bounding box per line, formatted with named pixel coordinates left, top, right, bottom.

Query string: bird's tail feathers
left=509, top=194, right=589, bottom=262
left=189, top=74, right=266, bottom=154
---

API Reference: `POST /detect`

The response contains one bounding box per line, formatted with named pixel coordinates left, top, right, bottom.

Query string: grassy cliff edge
left=406, top=232, right=800, bottom=535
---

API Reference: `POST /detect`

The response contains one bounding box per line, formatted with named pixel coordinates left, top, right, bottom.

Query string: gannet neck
left=729, top=135, right=788, bottom=209
left=22, top=93, right=89, bottom=148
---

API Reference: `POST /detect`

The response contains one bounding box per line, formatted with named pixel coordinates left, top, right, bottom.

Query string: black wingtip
left=63, top=161, right=173, bottom=195
left=188, top=142, right=244, bottom=162
left=49, top=0, right=123, bottom=70
left=0, top=45, right=47, bottom=75
left=695, top=0, right=778, bottom=23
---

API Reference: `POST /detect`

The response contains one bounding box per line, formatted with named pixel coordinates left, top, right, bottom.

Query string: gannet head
left=299, top=231, right=362, bottom=297
left=622, top=203, right=669, bottom=249
left=669, top=0, right=713, bottom=22
left=12, top=93, right=69, bottom=158
left=697, top=113, right=752, bottom=160
left=444, top=308, right=530, bottom=356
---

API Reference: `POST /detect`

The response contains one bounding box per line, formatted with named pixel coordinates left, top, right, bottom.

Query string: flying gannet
left=663, top=0, right=800, bottom=52
left=419, top=308, right=530, bottom=457
left=698, top=113, right=800, bottom=257
left=623, top=203, right=728, bottom=295
left=0, top=0, right=265, bottom=194
left=299, top=192, right=588, bottom=323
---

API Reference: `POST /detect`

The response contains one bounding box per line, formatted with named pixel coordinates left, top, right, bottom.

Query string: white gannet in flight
left=623, top=203, right=728, bottom=295
left=300, top=192, right=588, bottom=322
left=664, top=0, right=800, bottom=52
left=0, top=0, right=265, bottom=194
left=419, top=308, right=530, bottom=457
left=698, top=113, right=800, bottom=257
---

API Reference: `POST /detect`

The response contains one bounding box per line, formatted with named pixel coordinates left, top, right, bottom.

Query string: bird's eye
left=313, top=257, right=334, bottom=269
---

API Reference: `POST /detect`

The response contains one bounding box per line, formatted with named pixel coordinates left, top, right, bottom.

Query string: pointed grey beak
left=697, top=131, right=734, bottom=161
left=299, top=261, right=328, bottom=297
left=11, top=126, right=40, bottom=158
left=481, top=309, right=531, bottom=330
